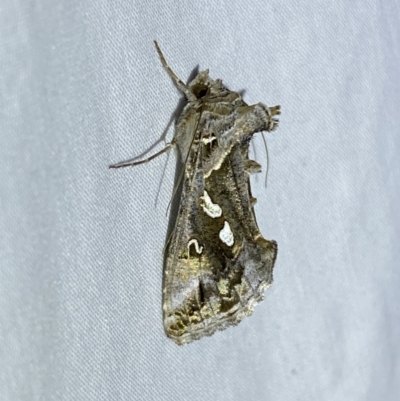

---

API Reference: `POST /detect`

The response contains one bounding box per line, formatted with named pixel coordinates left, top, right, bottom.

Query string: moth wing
left=163, top=141, right=277, bottom=345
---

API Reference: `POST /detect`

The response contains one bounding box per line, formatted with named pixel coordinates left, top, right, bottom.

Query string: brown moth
left=110, top=42, right=280, bottom=345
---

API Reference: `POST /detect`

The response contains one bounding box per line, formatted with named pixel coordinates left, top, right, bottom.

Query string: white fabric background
left=1, top=1, right=399, bottom=400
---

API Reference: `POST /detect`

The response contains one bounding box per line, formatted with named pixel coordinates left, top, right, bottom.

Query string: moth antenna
left=154, top=41, right=197, bottom=102
left=165, top=109, right=202, bottom=216
left=261, top=132, right=269, bottom=189
left=163, top=224, right=175, bottom=254
left=109, top=143, right=173, bottom=168
left=165, top=165, right=186, bottom=217
left=163, top=138, right=200, bottom=251
left=154, top=150, right=171, bottom=208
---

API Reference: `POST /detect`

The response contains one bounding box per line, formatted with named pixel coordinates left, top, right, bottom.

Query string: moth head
left=189, top=69, right=211, bottom=99
left=188, top=69, right=224, bottom=97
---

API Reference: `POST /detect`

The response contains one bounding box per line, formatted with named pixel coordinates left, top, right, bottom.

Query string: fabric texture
left=1, top=1, right=399, bottom=400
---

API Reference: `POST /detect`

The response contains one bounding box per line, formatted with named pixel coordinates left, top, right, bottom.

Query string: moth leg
left=261, top=131, right=269, bottom=188
left=154, top=41, right=197, bottom=102
left=109, top=143, right=174, bottom=168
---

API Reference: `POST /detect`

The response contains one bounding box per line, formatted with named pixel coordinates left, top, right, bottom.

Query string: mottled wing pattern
left=163, top=76, right=279, bottom=345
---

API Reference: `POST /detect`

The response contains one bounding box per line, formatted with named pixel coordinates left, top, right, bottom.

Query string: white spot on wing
left=219, top=221, right=234, bottom=247
left=188, top=239, right=203, bottom=254
left=200, top=190, right=222, bottom=218
left=201, top=134, right=217, bottom=145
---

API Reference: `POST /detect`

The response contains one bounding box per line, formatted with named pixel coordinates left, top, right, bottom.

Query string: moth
left=110, top=42, right=280, bottom=345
